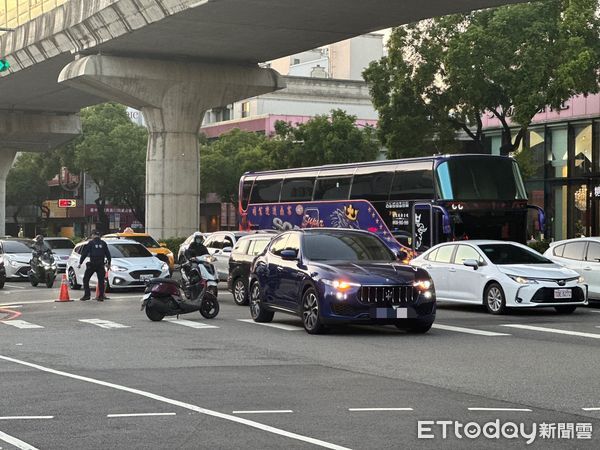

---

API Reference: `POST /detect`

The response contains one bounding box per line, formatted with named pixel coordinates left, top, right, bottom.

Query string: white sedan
left=66, top=238, right=169, bottom=291
left=410, top=240, right=587, bottom=314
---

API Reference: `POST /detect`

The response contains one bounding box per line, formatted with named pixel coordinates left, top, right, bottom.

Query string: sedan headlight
left=111, top=265, right=128, bottom=272
left=7, top=256, right=18, bottom=266
left=578, top=276, right=585, bottom=284
left=508, top=275, right=538, bottom=284
left=161, top=262, right=169, bottom=272
left=322, top=279, right=360, bottom=291
left=413, top=279, right=432, bottom=291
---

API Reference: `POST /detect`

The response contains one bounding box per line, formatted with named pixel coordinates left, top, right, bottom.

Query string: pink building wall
left=482, top=93, right=600, bottom=128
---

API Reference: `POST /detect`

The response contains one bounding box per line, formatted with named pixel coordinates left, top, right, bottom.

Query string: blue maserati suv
left=248, top=228, right=436, bottom=334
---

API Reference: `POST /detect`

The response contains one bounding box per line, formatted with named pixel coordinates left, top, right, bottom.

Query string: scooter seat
left=147, top=277, right=179, bottom=286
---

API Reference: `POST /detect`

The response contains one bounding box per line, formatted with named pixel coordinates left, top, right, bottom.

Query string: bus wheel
left=484, top=283, right=507, bottom=315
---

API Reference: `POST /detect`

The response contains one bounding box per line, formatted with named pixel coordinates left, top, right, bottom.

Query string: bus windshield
left=436, top=157, right=527, bottom=201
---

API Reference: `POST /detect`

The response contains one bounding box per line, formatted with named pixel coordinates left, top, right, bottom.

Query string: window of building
left=241, top=102, right=250, bottom=118
left=549, top=127, right=568, bottom=178
left=573, top=124, right=593, bottom=177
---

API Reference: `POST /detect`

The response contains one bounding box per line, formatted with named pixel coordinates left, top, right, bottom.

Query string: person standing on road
left=78, top=230, right=111, bottom=301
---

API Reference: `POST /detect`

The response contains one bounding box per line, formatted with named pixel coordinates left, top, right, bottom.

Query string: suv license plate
left=140, top=274, right=153, bottom=281
left=554, top=288, right=572, bottom=299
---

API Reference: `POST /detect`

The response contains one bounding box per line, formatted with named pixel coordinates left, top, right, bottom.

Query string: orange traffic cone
left=56, top=274, right=73, bottom=302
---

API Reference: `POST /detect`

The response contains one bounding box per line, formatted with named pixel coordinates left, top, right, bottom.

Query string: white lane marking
left=233, top=410, right=294, bottom=414
left=0, top=300, right=54, bottom=307
left=79, top=319, right=130, bottom=329
left=0, top=355, right=350, bottom=450
left=5, top=284, right=26, bottom=289
left=237, top=319, right=303, bottom=331
left=503, top=324, right=600, bottom=339
left=468, top=408, right=532, bottom=412
left=582, top=407, right=600, bottom=411
left=107, top=413, right=176, bottom=418
left=348, top=408, right=413, bottom=412
left=0, top=416, right=53, bottom=420
left=2, top=320, right=44, bottom=329
left=0, top=430, right=38, bottom=450
left=432, top=324, right=510, bottom=336
left=164, top=318, right=218, bottom=329
left=589, top=310, right=600, bottom=313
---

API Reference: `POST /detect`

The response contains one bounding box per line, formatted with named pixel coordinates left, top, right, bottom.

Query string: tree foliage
left=364, top=0, right=600, bottom=157
left=57, top=103, right=147, bottom=232
left=200, top=110, right=379, bottom=204
left=6, top=153, right=51, bottom=227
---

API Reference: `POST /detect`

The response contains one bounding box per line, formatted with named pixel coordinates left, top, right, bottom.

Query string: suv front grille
left=130, top=270, right=161, bottom=280
left=357, top=285, right=415, bottom=305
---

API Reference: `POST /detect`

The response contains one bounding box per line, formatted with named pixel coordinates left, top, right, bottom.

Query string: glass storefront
left=486, top=121, right=600, bottom=242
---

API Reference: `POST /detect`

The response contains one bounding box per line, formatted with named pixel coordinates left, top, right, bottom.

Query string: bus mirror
left=463, top=259, right=479, bottom=270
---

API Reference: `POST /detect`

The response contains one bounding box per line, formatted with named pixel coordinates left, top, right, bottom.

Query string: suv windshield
left=3, top=240, right=33, bottom=253
left=46, top=239, right=75, bottom=250
left=304, top=232, right=395, bottom=262
left=478, top=244, right=552, bottom=265
left=108, top=243, right=152, bottom=258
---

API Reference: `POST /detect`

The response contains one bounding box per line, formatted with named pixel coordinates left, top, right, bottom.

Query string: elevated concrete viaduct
left=0, top=0, right=524, bottom=238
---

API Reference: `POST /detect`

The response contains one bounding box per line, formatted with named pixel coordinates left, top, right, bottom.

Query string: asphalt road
left=1, top=279, right=599, bottom=449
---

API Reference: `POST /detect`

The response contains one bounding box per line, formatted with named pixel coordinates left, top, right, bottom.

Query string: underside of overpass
left=0, top=0, right=525, bottom=238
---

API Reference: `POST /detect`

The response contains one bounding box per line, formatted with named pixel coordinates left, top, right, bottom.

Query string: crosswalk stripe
left=503, top=324, right=600, bottom=339
left=164, top=318, right=218, bottom=329
left=79, top=319, right=130, bottom=329
left=2, top=320, right=44, bottom=329
left=432, top=324, right=510, bottom=336
left=237, top=319, right=303, bottom=331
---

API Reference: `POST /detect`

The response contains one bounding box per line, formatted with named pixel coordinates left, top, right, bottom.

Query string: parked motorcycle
left=141, top=255, right=219, bottom=321
left=29, top=249, right=57, bottom=288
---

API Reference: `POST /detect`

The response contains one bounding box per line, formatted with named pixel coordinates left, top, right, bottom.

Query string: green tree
left=58, top=103, right=147, bottom=232
left=364, top=0, right=600, bottom=157
left=6, top=153, right=52, bottom=228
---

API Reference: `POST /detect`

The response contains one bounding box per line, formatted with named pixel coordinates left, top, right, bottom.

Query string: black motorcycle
left=29, top=250, right=57, bottom=288
left=141, top=257, right=219, bottom=322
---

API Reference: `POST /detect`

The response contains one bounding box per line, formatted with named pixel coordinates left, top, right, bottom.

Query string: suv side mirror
left=463, top=259, right=479, bottom=270
left=280, top=249, right=298, bottom=261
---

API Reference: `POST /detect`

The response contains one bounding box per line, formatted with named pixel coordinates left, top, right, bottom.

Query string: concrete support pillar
left=0, top=150, right=17, bottom=237
left=59, top=55, right=285, bottom=239
left=0, top=111, right=81, bottom=236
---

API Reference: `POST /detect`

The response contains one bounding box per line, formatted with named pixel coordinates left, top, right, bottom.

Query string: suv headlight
left=508, top=275, right=538, bottom=284
left=322, top=279, right=360, bottom=291
left=161, top=262, right=169, bottom=272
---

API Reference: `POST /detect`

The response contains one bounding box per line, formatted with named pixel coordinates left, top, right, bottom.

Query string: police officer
left=185, top=234, right=209, bottom=260
left=78, top=230, right=111, bottom=301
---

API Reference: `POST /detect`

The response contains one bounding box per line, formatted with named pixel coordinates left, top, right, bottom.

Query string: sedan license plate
left=375, top=307, right=407, bottom=319
left=554, top=288, right=572, bottom=299
left=139, top=274, right=153, bottom=282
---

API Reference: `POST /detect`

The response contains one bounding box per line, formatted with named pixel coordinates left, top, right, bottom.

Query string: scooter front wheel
left=29, top=274, right=39, bottom=287
left=200, top=293, right=219, bottom=319
left=145, top=307, right=165, bottom=322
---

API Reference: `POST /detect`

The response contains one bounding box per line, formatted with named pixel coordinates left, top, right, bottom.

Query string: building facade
left=483, top=94, right=600, bottom=241
left=0, top=0, right=65, bottom=30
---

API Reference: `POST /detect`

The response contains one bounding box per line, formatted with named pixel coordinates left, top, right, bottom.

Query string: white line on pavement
left=79, top=319, right=130, bottom=329
left=0, top=416, right=53, bottom=420
left=237, top=319, right=303, bottom=331
left=5, top=284, right=26, bottom=289
left=468, top=408, right=532, bottom=412
left=589, top=310, right=600, bottom=313
left=107, top=413, right=176, bottom=418
left=432, top=324, right=510, bottom=336
left=233, top=410, right=294, bottom=414
left=348, top=408, right=413, bottom=412
left=1, top=320, right=44, bottom=329
left=502, top=324, right=600, bottom=339
left=164, top=318, right=218, bottom=329
left=582, top=408, right=600, bottom=411
left=0, top=430, right=38, bottom=450
left=0, top=355, right=351, bottom=450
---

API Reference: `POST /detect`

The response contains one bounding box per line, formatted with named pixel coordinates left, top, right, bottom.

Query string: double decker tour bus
left=238, top=154, right=544, bottom=257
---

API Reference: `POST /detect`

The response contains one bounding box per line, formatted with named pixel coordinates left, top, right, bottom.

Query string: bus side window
left=281, top=177, right=315, bottom=202
left=241, top=179, right=254, bottom=210
left=390, top=163, right=434, bottom=200
left=350, top=172, right=394, bottom=201
left=250, top=178, right=282, bottom=204
left=313, top=177, right=352, bottom=200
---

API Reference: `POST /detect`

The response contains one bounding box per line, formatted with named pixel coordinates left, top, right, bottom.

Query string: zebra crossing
left=3, top=315, right=600, bottom=342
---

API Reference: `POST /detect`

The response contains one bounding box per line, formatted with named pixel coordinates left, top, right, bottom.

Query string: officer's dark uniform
left=79, top=233, right=111, bottom=301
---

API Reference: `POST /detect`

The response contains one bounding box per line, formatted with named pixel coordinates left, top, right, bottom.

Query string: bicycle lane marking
left=0, top=355, right=351, bottom=450
left=0, top=429, right=38, bottom=450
